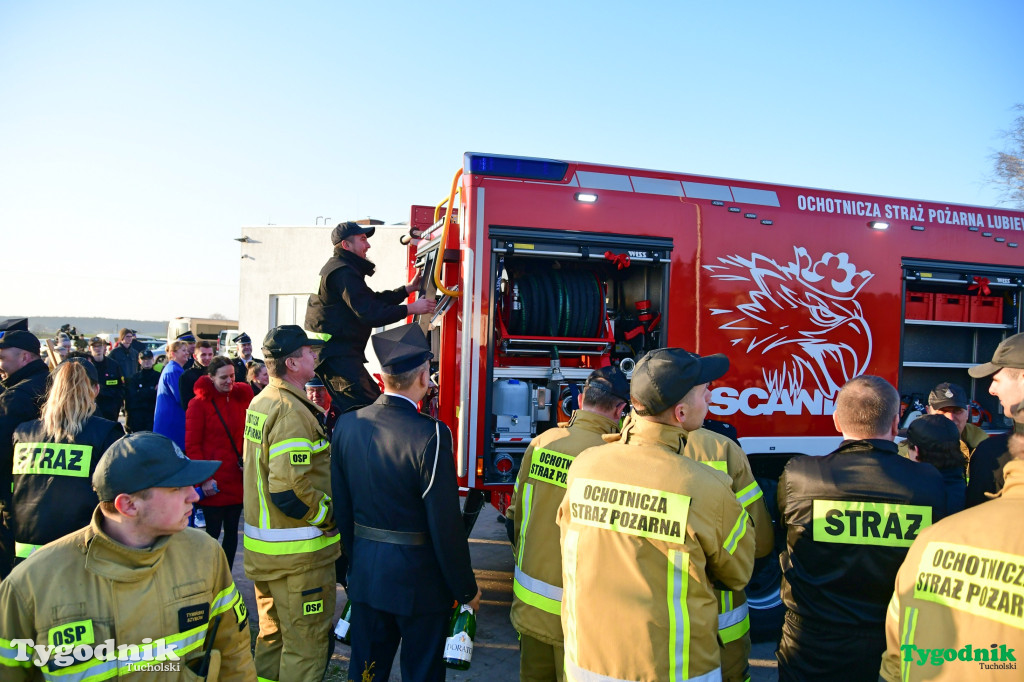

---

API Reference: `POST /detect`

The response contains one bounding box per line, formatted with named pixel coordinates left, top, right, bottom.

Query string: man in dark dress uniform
left=305, top=375, right=340, bottom=437
left=331, top=324, right=481, bottom=682
left=231, top=332, right=263, bottom=382
left=306, top=221, right=436, bottom=413
left=176, top=331, right=197, bottom=370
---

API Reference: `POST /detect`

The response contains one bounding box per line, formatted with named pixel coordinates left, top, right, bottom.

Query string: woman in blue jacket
left=153, top=340, right=190, bottom=449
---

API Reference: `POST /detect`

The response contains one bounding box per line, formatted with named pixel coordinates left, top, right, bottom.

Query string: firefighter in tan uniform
left=672, top=354, right=775, bottom=682
left=558, top=348, right=756, bottom=682
left=510, top=367, right=630, bottom=681
left=242, top=326, right=341, bottom=682
left=0, top=431, right=256, bottom=681
left=880, top=397, right=1024, bottom=681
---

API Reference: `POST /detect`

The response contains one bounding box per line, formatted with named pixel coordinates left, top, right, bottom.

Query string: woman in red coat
left=185, top=355, right=253, bottom=567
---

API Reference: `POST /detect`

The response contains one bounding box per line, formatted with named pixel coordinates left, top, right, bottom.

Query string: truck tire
left=747, top=476, right=786, bottom=643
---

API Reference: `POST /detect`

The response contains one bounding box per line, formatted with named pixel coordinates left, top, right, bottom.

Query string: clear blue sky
left=2, top=1, right=1021, bottom=322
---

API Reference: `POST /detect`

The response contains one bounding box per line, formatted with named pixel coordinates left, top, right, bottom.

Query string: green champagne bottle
left=333, top=599, right=352, bottom=645
left=443, top=603, right=476, bottom=670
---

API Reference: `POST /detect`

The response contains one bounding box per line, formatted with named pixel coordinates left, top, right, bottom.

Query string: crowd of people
left=0, top=223, right=1020, bottom=682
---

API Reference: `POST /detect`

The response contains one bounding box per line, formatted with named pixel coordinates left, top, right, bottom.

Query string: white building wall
left=237, top=223, right=411, bottom=377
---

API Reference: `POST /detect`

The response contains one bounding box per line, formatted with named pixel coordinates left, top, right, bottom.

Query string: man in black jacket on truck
left=305, top=221, right=435, bottom=413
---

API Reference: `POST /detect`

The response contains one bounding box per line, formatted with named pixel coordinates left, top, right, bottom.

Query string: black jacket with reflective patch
left=11, top=416, right=124, bottom=550
left=0, top=359, right=50, bottom=506
left=305, top=249, right=409, bottom=361
left=778, top=439, right=947, bottom=628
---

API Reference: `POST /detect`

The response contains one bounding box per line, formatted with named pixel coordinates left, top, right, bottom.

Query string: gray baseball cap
left=93, top=432, right=220, bottom=501
left=969, top=332, right=1024, bottom=378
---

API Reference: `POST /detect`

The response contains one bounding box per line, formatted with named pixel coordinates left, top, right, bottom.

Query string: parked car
left=218, top=330, right=242, bottom=356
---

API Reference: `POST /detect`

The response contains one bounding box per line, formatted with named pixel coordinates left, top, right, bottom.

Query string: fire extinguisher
left=967, top=400, right=991, bottom=427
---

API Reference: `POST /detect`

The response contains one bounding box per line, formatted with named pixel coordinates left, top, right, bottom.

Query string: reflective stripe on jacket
left=684, top=428, right=775, bottom=644
left=880, top=460, right=1024, bottom=682
left=778, top=439, right=948, bottom=629
left=242, top=377, right=340, bottom=581
left=510, top=410, right=620, bottom=645
left=558, top=418, right=756, bottom=682
left=11, top=416, right=124, bottom=551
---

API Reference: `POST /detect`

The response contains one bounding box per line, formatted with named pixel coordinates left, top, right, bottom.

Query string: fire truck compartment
left=477, top=226, right=673, bottom=484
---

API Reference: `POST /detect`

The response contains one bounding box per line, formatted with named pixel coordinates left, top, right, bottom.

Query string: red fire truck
left=405, top=152, right=1023, bottom=626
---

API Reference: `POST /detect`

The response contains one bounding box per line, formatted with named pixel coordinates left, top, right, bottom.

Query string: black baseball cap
left=969, top=332, right=1024, bottom=378
left=0, top=330, right=41, bottom=353
left=0, top=318, right=29, bottom=332
left=372, top=324, right=432, bottom=373
left=906, top=414, right=960, bottom=451
left=928, top=382, right=968, bottom=410
left=631, top=348, right=729, bottom=416
left=65, top=356, right=99, bottom=384
left=331, top=221, right=375, bottom=245
left=88, top=336, right=105, bottom=347
left=93, top=432, right=220, bottom=502
left=583, top=366, right=630, bottom=402
left=262, top=325, right=324, bottom=359
left=140, top=349, right=154, bottom=360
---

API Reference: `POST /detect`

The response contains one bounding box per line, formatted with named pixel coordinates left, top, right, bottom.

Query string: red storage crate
left=933, top=294, right=968, bottom=322
left=904, top=291, right=933, bottom=320
left=969, top=295, right=1003, bottom=324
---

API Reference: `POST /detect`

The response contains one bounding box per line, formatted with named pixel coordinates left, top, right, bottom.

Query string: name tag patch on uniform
left=303, top=600, right=324, bottom=616
left=914, top=542, right=1024, bottom=627
left=105, top=379, right=119, bottom=386
left=13, top=443, right=93, bottom=478
left=233, top=594, right=248, bottom=630
left=290, top=450, right=311, bottom=465
left=48, top=619, right=94, bottom=648
left=569, top=478, right=689, bottom=544
left=178, top=604, right=210, bottom=631
left=812, top=500, right=931, bottom=547
left=702, top=460, right=729, bottom=474
left=528, top=449, right=575, bottom=488
left=244, top=410, right=268, bottom=443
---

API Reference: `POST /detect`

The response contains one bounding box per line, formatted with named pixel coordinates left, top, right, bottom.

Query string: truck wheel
left=747, top=476, right=786, bottom=643
left=461, top=489, right=487, bottom=537
left=747, top=554, right=785, bottom=643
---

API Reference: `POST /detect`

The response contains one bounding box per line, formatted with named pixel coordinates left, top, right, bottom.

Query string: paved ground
left=230, top=512, right=780, bottom=681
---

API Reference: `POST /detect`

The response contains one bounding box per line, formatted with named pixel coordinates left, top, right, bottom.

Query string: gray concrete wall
left=237, top=223, right=411, bottom=378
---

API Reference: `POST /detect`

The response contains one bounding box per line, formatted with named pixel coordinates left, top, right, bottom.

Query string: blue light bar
left=464, top=153, right=569, bottom=182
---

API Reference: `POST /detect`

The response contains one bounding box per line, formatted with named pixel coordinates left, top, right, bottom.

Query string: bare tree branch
left=991, top=104, right=1024, bottom=208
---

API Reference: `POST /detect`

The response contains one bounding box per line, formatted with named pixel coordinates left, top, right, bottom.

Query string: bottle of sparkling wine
left=333, top=599, right=352, bottom=645
left=443, top=603, right=476, bottom=670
